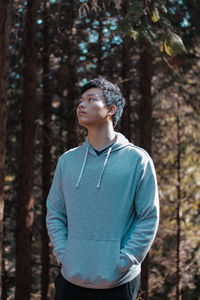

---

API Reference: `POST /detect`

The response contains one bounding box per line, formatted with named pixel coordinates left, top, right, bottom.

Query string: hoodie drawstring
left=76, top=144, right=89, bottom=188
left=97, top=146, right=112, bottom=189
left=76, top=145, right=112, bottom=189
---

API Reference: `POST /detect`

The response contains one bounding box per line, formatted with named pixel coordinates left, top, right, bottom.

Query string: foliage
left=79, top=0, right=187, bottom=60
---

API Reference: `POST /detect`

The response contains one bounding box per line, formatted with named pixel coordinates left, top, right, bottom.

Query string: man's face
left=76, top=87, right=111, bottom=128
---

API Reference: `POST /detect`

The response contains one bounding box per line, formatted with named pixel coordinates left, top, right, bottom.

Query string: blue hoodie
left=46, top=132, right=159, bottom=289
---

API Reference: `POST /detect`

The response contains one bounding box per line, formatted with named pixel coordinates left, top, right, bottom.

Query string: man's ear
left=107, top=105, right=117, bottom=117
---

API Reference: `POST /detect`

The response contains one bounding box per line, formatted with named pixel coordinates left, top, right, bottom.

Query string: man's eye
left=88, top=98, right=95, bottom=101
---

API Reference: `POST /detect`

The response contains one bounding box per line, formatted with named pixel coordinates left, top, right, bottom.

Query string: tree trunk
left=41, top=1, right=51, bottom=299
left=64, top=1, right=79, bottom=150
left=65, top=51, right=79, bottom=149
left=1, top=230, right=7, bottom=300
left=15, top=1, right=38, bottom=299
left=119, top=0, right=131, bottom=139
left=120, top=34, right=131, bottom=140
left=176, top=97, right=182, bottom=300
left=139, top=49, right=153, bottom=153
left=0, top=0, right=11, bottom=296
left=139, top=49, right=153, bottom=300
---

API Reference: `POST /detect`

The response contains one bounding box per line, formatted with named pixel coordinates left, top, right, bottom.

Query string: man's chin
left=78, top=120, right=89, bottom=128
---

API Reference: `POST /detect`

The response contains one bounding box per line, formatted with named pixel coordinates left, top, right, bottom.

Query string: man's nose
left=79, top=101, right=86, bottom=109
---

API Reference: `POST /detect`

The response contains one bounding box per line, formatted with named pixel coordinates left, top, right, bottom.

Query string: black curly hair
left=80, top=76, right=126, bottom=127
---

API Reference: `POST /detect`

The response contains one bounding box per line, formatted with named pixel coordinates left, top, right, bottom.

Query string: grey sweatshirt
left=46, top=132, right=159, bottom=289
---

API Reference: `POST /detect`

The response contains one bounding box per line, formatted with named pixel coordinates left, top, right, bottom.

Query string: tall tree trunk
left=139, top=48, right=153, bottom=300
left=1, top=230, right=7, bottom=300
left=176, top=97, right=181, bottom=300
left=65, top=46, right=79, bottom=149
left=119, top=0, right=131, bottom=139
left=41, top=1, right=51, bottom=299
left=139, top=49, right=153, bottom=153
left=15, top=1, right=38, bottom=299
left=120, top=34, right=131, bottom=140
left=64, top=0, right=79, bottom=150
left=0, top=0, right=11, bottom=296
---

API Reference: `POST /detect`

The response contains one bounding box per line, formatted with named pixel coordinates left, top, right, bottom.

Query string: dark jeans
left=55, top=272, right=140, bottom=300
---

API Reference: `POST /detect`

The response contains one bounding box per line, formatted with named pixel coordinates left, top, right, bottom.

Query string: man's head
left=79, top=77, right=126, bottom=128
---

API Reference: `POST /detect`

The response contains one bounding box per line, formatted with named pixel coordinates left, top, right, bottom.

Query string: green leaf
left=130, top=29, right=139, bottom=40
left=165, top=32, right=187, bottom=56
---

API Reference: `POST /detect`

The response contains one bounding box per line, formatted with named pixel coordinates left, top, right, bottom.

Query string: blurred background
left=0, top=0, right=199, bottom=299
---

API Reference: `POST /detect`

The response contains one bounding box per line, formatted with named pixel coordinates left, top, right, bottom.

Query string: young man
left=46, top=77, right=159, bottom=300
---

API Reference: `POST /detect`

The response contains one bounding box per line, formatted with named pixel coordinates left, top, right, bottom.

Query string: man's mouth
left=78, top=111, right=86, bottom=114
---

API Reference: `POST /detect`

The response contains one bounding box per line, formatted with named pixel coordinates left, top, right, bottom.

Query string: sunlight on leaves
left=152, top=8, right=160, bottom=23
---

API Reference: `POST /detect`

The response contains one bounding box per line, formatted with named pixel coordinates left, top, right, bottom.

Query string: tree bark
left=0, top=0, right=11, bottom=297
left=139, top=49, right=153, bottom=153
left=65, top=49, right=79, bottom=149
left=15, top=1, right=38, bottom=299
left=120, top=34, right=131, bottom=140
left=41, top=1, right=51, bottom=299
left=64, top=0, right=79, bottom=150
left=119, top=0, right=131, bottom=139
left=139, top=48, right=153, bottom=299
left=176, top=97, right=182, bottom=300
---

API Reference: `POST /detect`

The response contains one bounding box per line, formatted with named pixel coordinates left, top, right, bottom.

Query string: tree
left=0, top=0, right=11, bottom=296
left=176, top=94, right=181, bottom=300
left=41, top=1, right=51, bottom=299
left=120, top=1, right=132, bottom=140
left=15, top=1, right=38, bottom=299
left=139, top=47, right=153, bottom=300
left=56, top=0, right=80, bottom=150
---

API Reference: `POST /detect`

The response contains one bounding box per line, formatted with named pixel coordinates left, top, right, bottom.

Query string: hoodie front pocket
left=60, top=235, right=122, bottom=288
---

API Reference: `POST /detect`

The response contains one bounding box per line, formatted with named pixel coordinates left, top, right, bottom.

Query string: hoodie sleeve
left=120, top=156, right=159, bottom=267
left=46, top=157, right=68, bottom=264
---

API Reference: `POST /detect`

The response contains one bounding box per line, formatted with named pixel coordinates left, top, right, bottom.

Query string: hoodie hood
left=83, top=132, right=130, bottom=155
left=76, top=132, right=131, bottom=189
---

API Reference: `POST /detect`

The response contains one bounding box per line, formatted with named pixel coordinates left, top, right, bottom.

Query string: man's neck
left=87, top=123, right=116, bottom=151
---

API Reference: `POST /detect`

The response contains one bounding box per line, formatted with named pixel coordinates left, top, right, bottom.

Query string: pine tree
left=15, top=1, right=38, bottom=299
